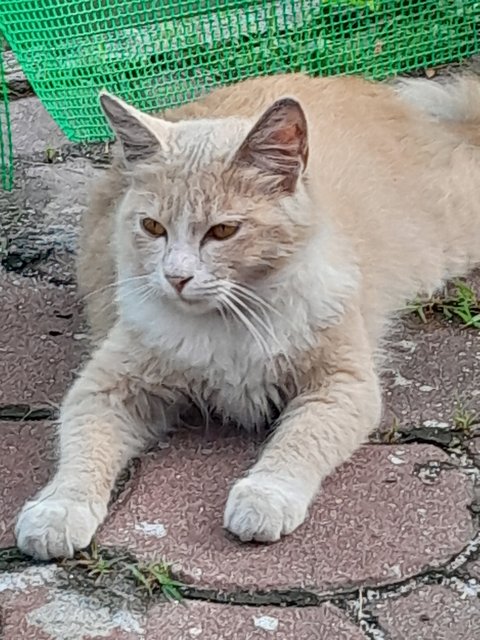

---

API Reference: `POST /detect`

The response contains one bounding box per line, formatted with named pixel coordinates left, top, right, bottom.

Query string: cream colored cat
left=16, top=73, right=480, bottom=559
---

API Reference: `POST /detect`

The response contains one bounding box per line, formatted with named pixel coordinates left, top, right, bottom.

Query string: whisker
left=227, top=291, right=278, bottom=346
left=229, top=289, right=271, bottom=324
left=225, top=288, right=300, bottom=392
left=115, top=283, right=153, bottom=307
left=216, top=300, right=229, bottom=328
left=83, top=274, right=150, bottom=301
left=219, top=293, right=273, bottom=359
left=229, top=282, right=281, bottom=317
left=227, top=290, right=298, bottom=382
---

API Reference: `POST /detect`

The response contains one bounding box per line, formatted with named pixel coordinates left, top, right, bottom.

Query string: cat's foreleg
left=16, top=328, right=168, bottom=560
left=224, top=312, right=381, bottom=542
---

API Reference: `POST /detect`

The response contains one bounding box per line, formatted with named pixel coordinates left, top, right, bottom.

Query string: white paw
left=224, top=474, right=309, bottom=542
left=16, top=495, right=106, bottom=560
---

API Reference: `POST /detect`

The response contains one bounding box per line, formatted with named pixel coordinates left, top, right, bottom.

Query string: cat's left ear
left=233, top=97, right=308, bottom=194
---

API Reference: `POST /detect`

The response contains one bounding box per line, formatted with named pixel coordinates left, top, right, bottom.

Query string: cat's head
left=100, top=90, right=315, bottom=317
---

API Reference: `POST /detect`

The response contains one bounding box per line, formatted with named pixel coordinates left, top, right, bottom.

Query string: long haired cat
left=16, top=73, right=480, bottom=559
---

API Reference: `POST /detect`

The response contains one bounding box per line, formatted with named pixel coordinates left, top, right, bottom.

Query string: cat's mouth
left=168, top=293, right=217, bottom=316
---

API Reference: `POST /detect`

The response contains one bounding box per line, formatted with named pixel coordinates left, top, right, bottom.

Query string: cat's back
left=164, top=73, right=399, bottom=129
left=165, top=73, right=437, bottom=204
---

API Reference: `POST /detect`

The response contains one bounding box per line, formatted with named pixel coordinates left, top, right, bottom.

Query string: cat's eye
left=141, top=217, right=166, bottom=238
left=207, top=223, right=239, bottom=241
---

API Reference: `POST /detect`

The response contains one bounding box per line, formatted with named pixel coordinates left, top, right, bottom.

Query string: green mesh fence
left=0, top=42, right=13, bottom=190
left=1, top=0, right=480, bottom=150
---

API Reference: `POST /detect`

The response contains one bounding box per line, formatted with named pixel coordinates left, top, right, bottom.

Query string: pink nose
left=166, top=275, right=193, bottom=293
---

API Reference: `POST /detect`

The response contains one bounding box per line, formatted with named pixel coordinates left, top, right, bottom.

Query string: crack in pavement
left=0, top=404, right=56, bottom=421
left=1, top=536, right=479, bottom=640
left=1, top=526, right=479, bottom=607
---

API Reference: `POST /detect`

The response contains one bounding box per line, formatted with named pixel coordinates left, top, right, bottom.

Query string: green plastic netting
left=0, top=42, right=13, bottom=190
left=1, top=0, right=480, bottom=188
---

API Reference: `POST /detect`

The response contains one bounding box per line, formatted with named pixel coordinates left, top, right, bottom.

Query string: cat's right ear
left=99, top=91, right=170, bottom=164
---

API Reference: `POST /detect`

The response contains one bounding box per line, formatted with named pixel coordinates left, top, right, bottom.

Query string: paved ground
left=1, top=90, right=480, bottom=640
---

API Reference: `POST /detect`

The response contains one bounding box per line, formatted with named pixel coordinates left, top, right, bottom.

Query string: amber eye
left=141, top=217, right=166, bottom=238
left=207, top=224, right=239, bottom=241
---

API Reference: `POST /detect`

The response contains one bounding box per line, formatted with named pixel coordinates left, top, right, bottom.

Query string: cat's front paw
left=15, top=495, right=107, bottom=560
left=224, top=474, right=309, bottom=542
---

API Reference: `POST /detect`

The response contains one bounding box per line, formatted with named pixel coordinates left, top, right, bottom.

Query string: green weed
left=62, top=543, right=185, bottom=601
left=408, top=281, right=480, bottom=328
left=383, top=416, right=401, bottom=442
left=452, top=398, right=478, bottom=433
left=44, top=146, right=58, bottom=163
left=61, top=541, right=126, bottom=585
left=442, top=281, right=480, bottom=327
left=128, top=561, right=185, bottom=602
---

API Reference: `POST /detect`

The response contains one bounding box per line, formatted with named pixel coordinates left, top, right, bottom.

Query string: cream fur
left=16, top=73, right=480, bottom=558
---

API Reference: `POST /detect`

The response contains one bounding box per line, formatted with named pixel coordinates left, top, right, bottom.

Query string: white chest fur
left=118, top=244, right=359, bottom=428
left=124, top=299, right=304, bottom=427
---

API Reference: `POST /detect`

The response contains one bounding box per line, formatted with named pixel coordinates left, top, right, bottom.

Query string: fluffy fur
left=16, top=73, right=480, bottom=559
left=395, top=74, right=480, bottom=145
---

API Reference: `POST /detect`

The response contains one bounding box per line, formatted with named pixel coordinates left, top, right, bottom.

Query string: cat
left=15, top=72, right=480, bottom=559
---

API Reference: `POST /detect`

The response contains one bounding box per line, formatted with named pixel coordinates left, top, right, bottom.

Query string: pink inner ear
left=269, top=120, right=309, bottom=169
left=274, top=123, right=302, bottom=146
left=232, top=98, right=309, bottom=193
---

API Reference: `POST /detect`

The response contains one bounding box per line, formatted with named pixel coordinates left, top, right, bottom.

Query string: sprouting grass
left=408, top=281, right=480, bottom=328
left=128, top=561, right=185, bottom=602
left=382, top=416, right=401, bottom=442
left=408, top=298, right=431, bottom=324
left=44, top=146, right=58, bottom=163
left=442, top=281, right=480, bottom=327
left=61, top=540, right=127, bottom=585
left=452, top=397, right=478, bottom=433
left=61, top=542, right=185, bottom=601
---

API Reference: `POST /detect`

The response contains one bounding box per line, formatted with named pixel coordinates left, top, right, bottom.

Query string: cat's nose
left=165, top=274, right=193, bottom=294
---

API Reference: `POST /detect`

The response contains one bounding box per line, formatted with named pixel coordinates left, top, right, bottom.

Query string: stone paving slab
left=3, top=414, right=474, bottom=595
left=0, top=154, right=103, bottom=284
left=382, top=316, right=480, bottom=433
left=1, top=159, right=101, bottom=242
left=22, top=162, right=98, bottom=241
left=0, top=272, right=87, bottom=405
left=8, top=161, right=100, bottom=252
left=0, top=566, right=143, bottom=640
left=0, top=421, right=56, bottom=547
left=9, top=97, right=69, bottom=158
left=98, top=436, right=474, bottom=593
left=1, top=584, right=54, bottom=640
left=145, top=601, right=367, bottom=640
left=465, top=558, right=480, bottom=581
left=1, top=570, right=367, bottom=640
left=0, top=566, right=61, bottom=640
left=467, top=437, right=480, bottom=461
left=372, top=584, right=480, bottom=640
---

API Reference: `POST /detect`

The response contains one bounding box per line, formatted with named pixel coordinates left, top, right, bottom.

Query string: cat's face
left=101, top=92, right=312, bottom=316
